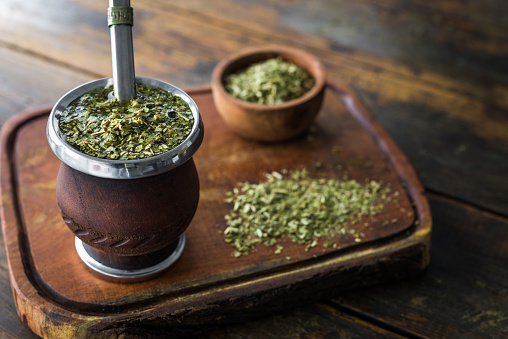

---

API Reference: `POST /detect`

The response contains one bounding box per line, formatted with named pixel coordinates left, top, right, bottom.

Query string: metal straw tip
left=109, top=0, right=136, bottom=102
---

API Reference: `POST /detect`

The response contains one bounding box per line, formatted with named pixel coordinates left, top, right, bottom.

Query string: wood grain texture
left=155, top=0, right=508, bottom=105
left=1, top=84, right=430, bottom=337
left=57, top=159, right=199, bottom=256
left=0, top=47, right=93, bottom=124
left=329, top=195, right=508, bottom=338
left=206, top=302, right=408, bottom=339
left=0, top=0, right=506, bottom=338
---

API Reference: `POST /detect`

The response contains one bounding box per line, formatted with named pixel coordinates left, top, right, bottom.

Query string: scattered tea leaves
left=223, top=169, right=393, bottom=256
left=224, top=57, right=315, bottom=104
left=59, top=84, right=194, bottom=160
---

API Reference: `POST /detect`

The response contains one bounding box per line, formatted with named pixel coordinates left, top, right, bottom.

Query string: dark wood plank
left=206, top=302, right=407, bottom=339
left=356, top=88, right=508, bottom=216
left=2, top=0, right=508, bottom=107
left=153, top=0, right=508, bottom=108
left=328, top=194, right=508, bottom=338
left=0, top=0, right=239, bottom=87
left=0, top=46, right=93, bottom=125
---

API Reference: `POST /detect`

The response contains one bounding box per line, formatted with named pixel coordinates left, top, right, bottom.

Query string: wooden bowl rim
left=211, top=44, right=326, bottom=111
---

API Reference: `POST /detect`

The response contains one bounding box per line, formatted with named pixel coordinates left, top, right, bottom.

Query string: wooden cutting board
left=0, top=81, right=431, bottom=338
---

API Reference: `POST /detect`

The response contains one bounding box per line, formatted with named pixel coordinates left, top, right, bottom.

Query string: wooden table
left=1, top=1, right=507, bottom=338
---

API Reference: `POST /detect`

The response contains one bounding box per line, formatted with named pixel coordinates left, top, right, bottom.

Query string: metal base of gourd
left=75, top=234, right=186, bottom=283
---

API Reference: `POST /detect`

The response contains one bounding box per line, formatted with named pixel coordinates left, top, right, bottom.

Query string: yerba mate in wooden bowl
left=47, top=77, right=204, bottom=282
left=212, top=45, right=326, bottom=142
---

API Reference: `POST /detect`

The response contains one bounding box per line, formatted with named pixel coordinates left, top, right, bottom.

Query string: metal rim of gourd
left=47, top=76, right=203, bottom=179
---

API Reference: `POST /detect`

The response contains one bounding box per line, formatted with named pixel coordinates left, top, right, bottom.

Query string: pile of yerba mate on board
left=222, top=169, right=396, bottom=258
left=224, top=58, right=315, bottom=105
left=59, top=84, right=194, bottom=160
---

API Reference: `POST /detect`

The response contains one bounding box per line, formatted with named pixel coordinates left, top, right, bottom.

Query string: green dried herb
left=224, top=57, right=315, bottom=105
left=223, top=169, right=391, bottom=257
left=59, top=84, right=194, bottom=160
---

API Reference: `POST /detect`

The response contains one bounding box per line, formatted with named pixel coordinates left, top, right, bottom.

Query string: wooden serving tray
left=1, top=82, right=431, bottom=338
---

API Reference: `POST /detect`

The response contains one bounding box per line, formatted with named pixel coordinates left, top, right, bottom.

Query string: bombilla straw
left=108, top=0, right=136, bottom=102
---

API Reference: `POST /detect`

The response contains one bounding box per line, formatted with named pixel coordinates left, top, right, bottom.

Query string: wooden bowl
left=211, top=45, right=326, bottom=142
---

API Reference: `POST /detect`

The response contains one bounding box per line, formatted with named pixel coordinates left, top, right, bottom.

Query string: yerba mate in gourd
left=59, top=84, right=194, bottom=160
left=47, top=1, right=204, bottom=282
